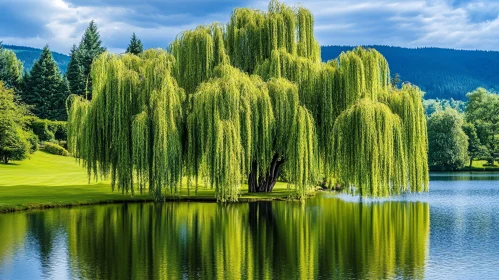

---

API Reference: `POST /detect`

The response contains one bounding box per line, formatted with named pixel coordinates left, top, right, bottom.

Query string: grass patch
left=459, top=160, right=499, bottom=171
left=0, top=151, right=307, bottom=212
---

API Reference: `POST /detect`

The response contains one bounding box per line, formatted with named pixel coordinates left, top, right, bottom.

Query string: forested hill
left=3, top=45, right=70, bottom=73
left=322, top=46, right=499, bottom=100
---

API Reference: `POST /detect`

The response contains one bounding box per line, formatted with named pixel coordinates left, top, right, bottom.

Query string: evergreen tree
left=77, top=20, right=106, bottom=99
left=65, top=44, right=85, bottom=96
left=0, top=42, right=23, bottom=93
left=126, top=33, right=143, bottom=55
left=391, top=73, right=401, bottom=88
left=22, top=45, right=70, bottom=120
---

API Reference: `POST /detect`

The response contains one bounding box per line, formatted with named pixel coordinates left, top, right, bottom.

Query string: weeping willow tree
left=226, top=0, right=320, bottom=74
left=187, top=66, right=316, bottom=201
left=67, top=49, right=185, bottom=198
left=331, top=99, right=407, bottom=197
left=68, top=0, right=428, bottom=200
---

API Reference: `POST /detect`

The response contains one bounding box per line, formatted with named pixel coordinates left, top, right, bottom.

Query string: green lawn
left=462, top=160, right=499, bottom=171
left=0, top=152, right=305, bottom=212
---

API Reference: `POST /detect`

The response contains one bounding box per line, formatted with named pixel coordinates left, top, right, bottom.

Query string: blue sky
left=0, top=0, right=498, bottom=54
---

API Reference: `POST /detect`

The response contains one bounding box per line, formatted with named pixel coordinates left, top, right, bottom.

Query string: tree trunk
left=469, top=157, right=473, bottom=168
left=248, top=153, right=285, bottom=193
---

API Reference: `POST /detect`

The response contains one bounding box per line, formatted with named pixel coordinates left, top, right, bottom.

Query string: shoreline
left=430, top=169, right=499, bottom=172
left=0, top=189, right=320, bottom=214
left=0, top=152, right=320, bottom=214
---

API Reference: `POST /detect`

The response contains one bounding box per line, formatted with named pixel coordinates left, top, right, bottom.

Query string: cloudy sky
left=0, top=0, right=498, bottom=55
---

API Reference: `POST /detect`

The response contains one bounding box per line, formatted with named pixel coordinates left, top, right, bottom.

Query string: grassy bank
left=460, top=160, right=499, bottom=171
left=0, top=152, right=307, bottom=213
left=430, top=160, right=499, bottom=172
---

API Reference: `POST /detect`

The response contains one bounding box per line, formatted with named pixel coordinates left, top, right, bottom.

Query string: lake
left=1, top=173, right=498, bottom=279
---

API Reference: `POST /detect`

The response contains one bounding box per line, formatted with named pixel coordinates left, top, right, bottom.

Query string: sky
left=0, top=0, right=498, bottom=55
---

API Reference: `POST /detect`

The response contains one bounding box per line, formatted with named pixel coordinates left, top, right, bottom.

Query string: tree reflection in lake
left=0, top=195, right=430, bottom=279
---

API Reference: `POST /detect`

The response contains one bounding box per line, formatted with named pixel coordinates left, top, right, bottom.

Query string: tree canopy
left=66, top=45, right=85, bottom=96
left=465, top=88, right=499, bottom=163
left=67, top=20, right=106, bottom=99
left=428, top=108, right=469, bottom=170
left=0, top=44, right=23, bottom=93
left=22, top=45, right=70, bottom=121
left=68, top=0, right=429, bottom=201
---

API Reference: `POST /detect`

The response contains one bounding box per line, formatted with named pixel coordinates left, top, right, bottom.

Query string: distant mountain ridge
left=322, top=45, right=499, bottom=100
left=4, top=44, right=498, bottom=100
left=3, top=45, right=70, bottom=73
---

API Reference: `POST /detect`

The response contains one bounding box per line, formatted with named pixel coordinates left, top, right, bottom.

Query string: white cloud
left=0, top=0, right=499, bottom=54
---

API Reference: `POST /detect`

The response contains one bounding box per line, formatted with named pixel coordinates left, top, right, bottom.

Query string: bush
left=48, top=121, right=67, bottom=140
left=25, top=130, right=39, bottom=153
left=58, top=140, right=68, bottom=150
left=25, top=116, right=67, bottom=142
left=43, top=142, right=69, bottom=156
left=25, top=116, right=53, bottom=141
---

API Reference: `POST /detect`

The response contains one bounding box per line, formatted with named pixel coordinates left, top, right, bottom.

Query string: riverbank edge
left=430, top=169, right=499, bottom=172
left=0, top=189, right=321, bottom=214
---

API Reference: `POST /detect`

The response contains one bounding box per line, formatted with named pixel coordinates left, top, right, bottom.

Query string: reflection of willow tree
left=66, top=203, right=253, bottom=279
left=65, top=199, right=429, bottom=278
left=68, top=0, right=429, bottom=201
left=0, top=213, right=27, bottom=264
left=312, top=198, right=430, bottom=279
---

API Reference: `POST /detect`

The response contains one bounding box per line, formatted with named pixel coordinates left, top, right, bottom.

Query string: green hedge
left=43, top=142, right=69, bottom=156
left=25, top=116, right=67, bottom=142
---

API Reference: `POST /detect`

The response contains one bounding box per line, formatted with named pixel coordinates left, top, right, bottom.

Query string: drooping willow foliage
left=169, top=24, right=229, bottom=94
left=254, top=46, right=396, bottom=187
left=67, top=49, right=185, bottom=197
left=267, top=78, right=317, bottom=195
left=378, top=84, right=429, bottom=192
left=68, top=0, right=428, bottom=201
left=226, top=0, right=320, bottom=74
left=331, top=99, right=407, bottom=197
left=186, top=66, right=316, bottom=201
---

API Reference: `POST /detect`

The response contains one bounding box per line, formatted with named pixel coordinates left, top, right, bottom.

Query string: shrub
left=43, top=142, right=69, bottom=156
left=58, top=140, right=68, bottom=150
left=48, top=121, right=67, bottom=140
left=25, top=116, right=54, bottom=141
left=25, top=130, right=39, bottom=153
left=25, top=116, right=67, bottom=142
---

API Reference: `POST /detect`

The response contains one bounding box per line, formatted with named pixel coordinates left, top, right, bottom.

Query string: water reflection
left=430, top=172, right=499, bottom=181
left=0, top=197, right=430, bottom=279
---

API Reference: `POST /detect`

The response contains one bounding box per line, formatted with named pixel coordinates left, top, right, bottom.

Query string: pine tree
left=77, top=20, right=106, bottom=99
left=66, top=44, right=85, bottom=96
left=126, top=33, right=143, bottom=55
left=22, top=45, right=70, bottom=120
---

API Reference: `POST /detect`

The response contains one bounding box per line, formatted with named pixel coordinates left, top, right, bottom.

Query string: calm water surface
left=0, top=173, right=498, bottom=279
